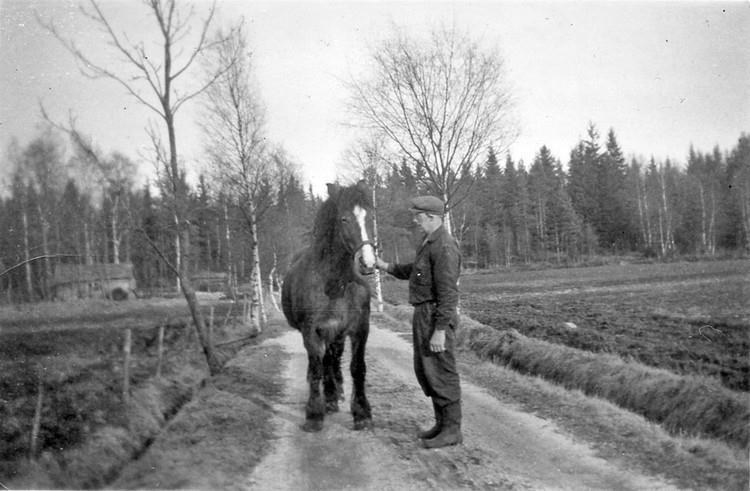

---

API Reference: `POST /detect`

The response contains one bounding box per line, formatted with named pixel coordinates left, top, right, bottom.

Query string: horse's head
left=321, top=181, right=377, bottom=275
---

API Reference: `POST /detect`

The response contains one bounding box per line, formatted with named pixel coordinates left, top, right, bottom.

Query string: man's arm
left=376, top=257, right=412, bottom=281
left=428, top=241, right=460, bottom=352
left=432, top=243, right=460, bottom=331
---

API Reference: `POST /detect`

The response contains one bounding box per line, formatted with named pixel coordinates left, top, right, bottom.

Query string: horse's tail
left=280, top=267, right=299, bottom=329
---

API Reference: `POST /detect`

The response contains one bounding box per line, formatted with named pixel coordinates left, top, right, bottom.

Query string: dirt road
left=113, top=314, right=680, bottom=490
left=246, top=322, right=677, bottom=490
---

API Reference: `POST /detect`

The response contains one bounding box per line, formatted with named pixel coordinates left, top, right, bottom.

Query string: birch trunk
left=22, top=208, right=33, bottom=299
left=37, top=202, right=51, bottom=298
left=443, top=211, right=453, bottom=237
left=657, top=206, right=666, bottom=257
left=707, top=188, right=717, bottom=256
left=371, top=186, right=383, bottom=312
left=536, top=195, right=546, bottom=258
left=504, top=224, right=512, bottom=267
left=644, top=188, right=653, bottom=249
left=657, top=165, right=673, bottom=254
left=111, top=194, right=121, bottom=264
left=635, top=172, right=648, bottom=247
left=215, top=221, right=222, bottom=270
left=697, top=181, right=707, bottom=253
left=223, top=200, right=236, bottom=300
left=84, top=220, right=93, bottom=265
left=267, top=252, right=280, bottom=312
left=174, top=213, right=181, bottom=291
left=248, top=207, right=266, bottom=330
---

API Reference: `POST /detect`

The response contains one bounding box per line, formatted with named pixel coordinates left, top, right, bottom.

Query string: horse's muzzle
left=358, top=257, right=376, bottom=276
left=355, top=243, right=376, bottom=276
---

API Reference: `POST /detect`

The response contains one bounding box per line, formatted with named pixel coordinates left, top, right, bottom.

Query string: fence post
left=123, top=328, right=132, bottom=404
left=156, top=325, right=165, bottom=377
left=29, top=367, right=43, bottom=458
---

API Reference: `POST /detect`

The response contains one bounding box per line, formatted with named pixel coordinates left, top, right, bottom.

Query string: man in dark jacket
left=375, top=195, right=463, bottom=448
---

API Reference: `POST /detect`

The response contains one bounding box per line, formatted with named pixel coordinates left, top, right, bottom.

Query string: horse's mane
left=312, top=182, right=372, bottom=259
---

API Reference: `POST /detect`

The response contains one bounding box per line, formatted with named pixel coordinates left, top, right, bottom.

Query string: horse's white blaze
left=354, top=205, right=376, bottom=268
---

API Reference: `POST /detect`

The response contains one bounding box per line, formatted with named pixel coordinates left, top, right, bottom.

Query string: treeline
left=1, top=125, right=748, bottom=302
left=443, top=125, right=748, bottom=267
left=0, top=129, right=318, bottom=303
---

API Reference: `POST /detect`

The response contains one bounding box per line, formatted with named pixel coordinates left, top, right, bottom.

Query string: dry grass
left=7, top=377, right=195, bottom=489
left=111, top=331, right=289, bottom=489
left=461, top=352, right=749, bottom=491
left=454, top=313, right=750, bottom=448
left=0, top=297, right=253, bottom=488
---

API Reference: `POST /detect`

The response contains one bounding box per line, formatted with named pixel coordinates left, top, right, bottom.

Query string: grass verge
left=378, top=305, right=749, bottom=489
left=384, top=304, right=750, bottom=449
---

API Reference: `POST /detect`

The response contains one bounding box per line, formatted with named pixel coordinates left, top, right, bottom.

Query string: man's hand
left=375, top=257, right=389, bottom=270
left=429, top=329, right=446, bottom=353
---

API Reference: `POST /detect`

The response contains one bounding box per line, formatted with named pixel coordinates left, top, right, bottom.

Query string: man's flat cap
left=409, top=195, right=444, bottom=216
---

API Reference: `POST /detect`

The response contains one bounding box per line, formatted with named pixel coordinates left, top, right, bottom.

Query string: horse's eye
left=341, top=217, right=349, bottom=223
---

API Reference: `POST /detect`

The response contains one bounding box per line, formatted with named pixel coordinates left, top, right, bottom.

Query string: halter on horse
left=281, top=180, right=377, bottom=432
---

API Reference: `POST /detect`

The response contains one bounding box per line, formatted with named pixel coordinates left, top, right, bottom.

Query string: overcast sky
left=1, top=0, right=748, bottom=195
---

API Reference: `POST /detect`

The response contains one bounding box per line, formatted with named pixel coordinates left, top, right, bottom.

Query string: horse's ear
left=326, top=183, right=340, bottom=198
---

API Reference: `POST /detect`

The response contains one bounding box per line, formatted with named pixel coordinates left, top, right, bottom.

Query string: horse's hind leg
left=350, top=321, right=372, bottom=430
left=323, top=336, right=345, bottom=413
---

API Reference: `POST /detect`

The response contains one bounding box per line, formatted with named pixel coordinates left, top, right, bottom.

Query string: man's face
left=412, top=212, right=434, bottom=234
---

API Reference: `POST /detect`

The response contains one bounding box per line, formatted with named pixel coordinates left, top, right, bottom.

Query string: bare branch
left=170, top=0, right=217, bottom=80
left=36, top=5, right=166, bottom=118
left=348, top=25, right=517, bottom=220
left=0, top=255, right=82, bottom=279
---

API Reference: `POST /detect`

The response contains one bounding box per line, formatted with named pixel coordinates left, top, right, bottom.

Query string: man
left=375, top=195, right=463, bottom=448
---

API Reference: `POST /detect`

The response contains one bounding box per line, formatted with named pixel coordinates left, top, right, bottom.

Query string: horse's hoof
left=353, top=418, right=373, bottom=431
left=302, top=419, right=324, bottom=432
left=325, top=401, right=339, bottom=413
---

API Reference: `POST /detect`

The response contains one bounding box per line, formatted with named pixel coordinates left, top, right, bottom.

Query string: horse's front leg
left=302, top=329, right=327, bottom=432
left=323, top=336, right=345, bottom=413
left=350, top=316, right=372, bottom=430
left=303, top=352, right=325, bottom=432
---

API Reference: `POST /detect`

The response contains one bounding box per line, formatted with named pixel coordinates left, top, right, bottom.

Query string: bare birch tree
left=688, top=147, right=722, bottom=256
left=628, top=159, right=651, bottom=250
left=40, top=111, right=135, bottom=265
left=656, top=162, right=676, bottom=255
left=40, top=0, right=240, bottom=374
left=201, top=23, right=271, bottom=332
left=9, top=131, right=69, bottom=298
left=347, top=25, right=516, bottom=233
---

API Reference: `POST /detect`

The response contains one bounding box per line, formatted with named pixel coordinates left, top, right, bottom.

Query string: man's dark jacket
left=389, top=225, right=461, bottom=331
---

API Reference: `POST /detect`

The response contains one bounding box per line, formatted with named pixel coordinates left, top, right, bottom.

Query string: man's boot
left=422, top=401, right=462, bottom=448
left=417, top=399, right=443, bottom=439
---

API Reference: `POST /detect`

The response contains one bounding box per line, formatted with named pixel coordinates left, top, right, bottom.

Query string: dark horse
left=282, top=181, right=377, bottom=432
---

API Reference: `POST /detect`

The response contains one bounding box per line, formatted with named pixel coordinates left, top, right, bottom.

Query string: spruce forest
left=2, top=123, right=748, bottom=304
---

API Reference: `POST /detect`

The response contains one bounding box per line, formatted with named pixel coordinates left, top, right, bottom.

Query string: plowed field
left=382, top=259, right=749, bottom=391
